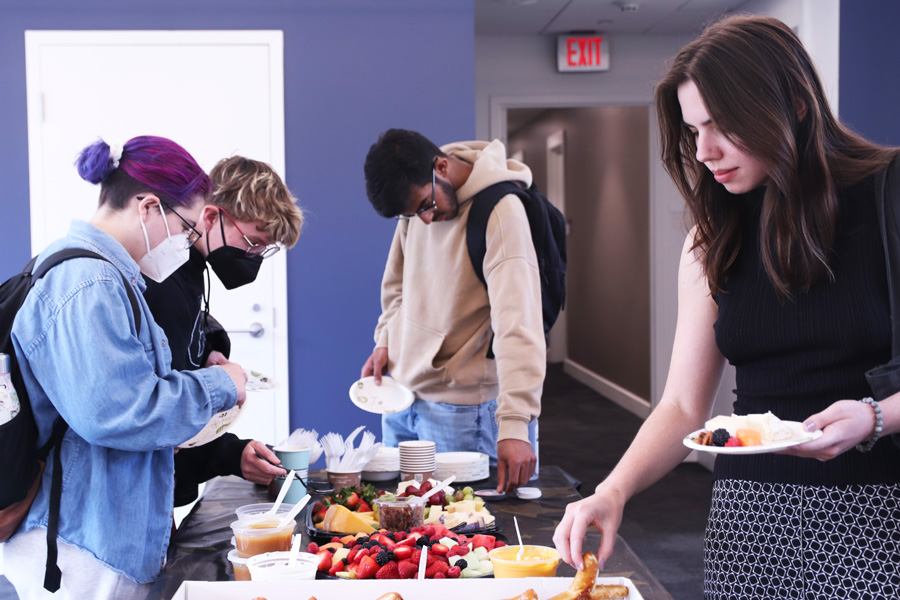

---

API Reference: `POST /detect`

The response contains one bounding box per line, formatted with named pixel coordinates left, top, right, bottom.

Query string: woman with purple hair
left=5, top=136, right=248, bottom=600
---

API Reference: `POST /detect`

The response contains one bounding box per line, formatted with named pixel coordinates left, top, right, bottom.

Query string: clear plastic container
left=234, top=502, right=295, bottom=522
left=230, top=518, right=295, bottom=558
left=227, top=548, right=251, bottom=581
left=246, top=551, right=318, bottom=581
left=375, top=496, right=425, bottom=532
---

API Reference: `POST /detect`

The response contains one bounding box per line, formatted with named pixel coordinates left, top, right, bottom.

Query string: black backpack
left=466, top=181, right=567, bottom=355
left=0, top=248, right=141, bottom=592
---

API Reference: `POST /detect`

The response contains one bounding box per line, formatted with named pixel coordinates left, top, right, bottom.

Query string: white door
left=24, top=30, right=290, bottom=446
left=545, top=130, right=567, bottom=363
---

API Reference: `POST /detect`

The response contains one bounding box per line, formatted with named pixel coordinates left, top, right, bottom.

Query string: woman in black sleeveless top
left=554, top=15, right=900, bottom=599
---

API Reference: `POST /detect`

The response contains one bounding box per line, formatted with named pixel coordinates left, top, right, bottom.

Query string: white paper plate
left=177, top=403, right=244, bottom=449
left=349, top=376, right=414, bottom=414
left=683, top=424, right=822, bottom=455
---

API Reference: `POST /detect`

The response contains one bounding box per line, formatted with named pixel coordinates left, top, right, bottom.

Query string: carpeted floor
left=539, top=362, right=712, bottom=600
left=0, top=363, right=712, bottom=600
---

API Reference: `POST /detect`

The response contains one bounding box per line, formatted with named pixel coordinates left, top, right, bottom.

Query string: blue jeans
left=382, top=398, right=539, bottom=474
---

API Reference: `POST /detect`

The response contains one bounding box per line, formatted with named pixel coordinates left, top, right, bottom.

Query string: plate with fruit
left=684, top=411, right=822, bottom=454
left=307, top=525, right=502, bottom=580
left=307, top=480, right=500, bottom=541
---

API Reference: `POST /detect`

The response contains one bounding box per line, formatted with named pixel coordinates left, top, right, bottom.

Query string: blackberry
left=384, top=532, right=396, bottom=541
left=712, top=428, right=731, bottom=447
left=375, top=550, right=393, bottom=566
left=454, top=559, right=468, bottom=570
left=416, top=538, right=430, bottom=547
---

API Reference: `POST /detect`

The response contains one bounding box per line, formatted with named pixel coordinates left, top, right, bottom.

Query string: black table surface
left=145, top=466, right=674, bottom=599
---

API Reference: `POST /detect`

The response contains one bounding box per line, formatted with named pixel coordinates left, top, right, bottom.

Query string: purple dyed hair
left=76, top=136, right=210, bottom=209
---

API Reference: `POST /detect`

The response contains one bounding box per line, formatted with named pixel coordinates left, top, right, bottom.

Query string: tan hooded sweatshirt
left=373, top=140, right=545, bottom=443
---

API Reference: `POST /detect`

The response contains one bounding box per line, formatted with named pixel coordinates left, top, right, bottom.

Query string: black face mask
left=206, top=245, right=263, bottom=289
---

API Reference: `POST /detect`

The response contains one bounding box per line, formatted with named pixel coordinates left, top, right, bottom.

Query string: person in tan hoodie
left=361, top=128, right=545, bottom=493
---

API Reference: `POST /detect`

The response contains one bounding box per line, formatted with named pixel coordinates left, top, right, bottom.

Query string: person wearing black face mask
left=143, top=156, right=304, bottom=510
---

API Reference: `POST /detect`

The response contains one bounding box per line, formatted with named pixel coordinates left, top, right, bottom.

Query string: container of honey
left=227, top=548, right=251, bottom=581
left=230, top=518, right=295, bottom=558
left=488, top=545, right=561, bottom=578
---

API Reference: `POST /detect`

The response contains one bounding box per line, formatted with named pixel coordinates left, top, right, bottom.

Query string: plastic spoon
left=278, top=493, right=311, bottom=529
left=288, top=532, right=303, bottom=566
left=267, top=470, right=296, bottom=515
left=514, top=516, right=525, bottom=560
left=419, top=475, right=456, bottom=503
left=417, top=543, right=428, bottom=579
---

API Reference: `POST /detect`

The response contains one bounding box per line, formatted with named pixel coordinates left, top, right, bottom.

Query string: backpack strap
left=28, top=248, right=142, bottom=592
left=33, top=248, right=142, bottom=336
left=466, top=181, right=528, bottom=287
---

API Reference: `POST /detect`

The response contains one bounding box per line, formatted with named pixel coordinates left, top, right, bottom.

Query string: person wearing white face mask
left=5, top=136, right=248, bottom=600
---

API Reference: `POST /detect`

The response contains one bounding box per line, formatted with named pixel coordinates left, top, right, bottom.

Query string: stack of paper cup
left=398, top=440, right=436, bottom=482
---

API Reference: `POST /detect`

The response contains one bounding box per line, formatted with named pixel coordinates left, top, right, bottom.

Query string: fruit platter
left=306, top=480, right=500, bottom=541
left=307, top=524, right=503, bottom=580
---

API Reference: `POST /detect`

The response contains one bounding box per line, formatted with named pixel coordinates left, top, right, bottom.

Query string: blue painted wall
left=839, top=0, right=900, bottom=146
left=0, top=0, right=475, bottom=458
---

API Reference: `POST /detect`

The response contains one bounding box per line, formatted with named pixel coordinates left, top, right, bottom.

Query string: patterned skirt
left=704, top=479, right=900, bottom=599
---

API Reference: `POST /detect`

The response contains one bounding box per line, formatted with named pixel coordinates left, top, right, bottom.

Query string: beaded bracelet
left=856, top=397, right=883, bottom=453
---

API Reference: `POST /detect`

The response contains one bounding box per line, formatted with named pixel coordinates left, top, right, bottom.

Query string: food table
left=145, top=466, right=674, bottom=600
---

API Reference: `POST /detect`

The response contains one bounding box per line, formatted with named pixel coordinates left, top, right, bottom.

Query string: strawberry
left=356, top=555, right=379, bottom=580
left=422, top=526, right=436, bottom=538
left=346, top=546, right=361, bottom=564
left=425, top=560, right=449, bottom=578
left=410, top=549, right=422, bottom=564
left=431, top=543, right=449, bottom=556
left=447, top=565, right=461, bottom=579
left=328, top=558, right=345, bottom=576
left=375, top=561, right=400, bottom=579
left=355, top=547, right=370, bottom=560
left=344, top=492, right=360, bottom=509
left=397, top=560, right=418, bottom=579
left=358, top=499, right=372, bottom=513
left=393, top=545, right=413, bottom=560
left=316, top=550, right=332, bottom=572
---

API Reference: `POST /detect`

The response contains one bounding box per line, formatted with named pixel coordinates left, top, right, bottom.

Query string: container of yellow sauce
left=488, top=545, right=561, bottom=578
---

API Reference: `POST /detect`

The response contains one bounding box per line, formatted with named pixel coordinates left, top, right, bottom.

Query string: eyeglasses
left=396, top=168, right=437, bottom=220
left=156, top=199, right=202, bottom=248
left=217, top=207, right=281, bottom=259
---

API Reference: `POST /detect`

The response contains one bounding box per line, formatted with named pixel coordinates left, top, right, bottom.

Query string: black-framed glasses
left=156, top=199, right=202, bottom=248
left=396, top=167, right=437, bottom=220
left=218, top=207, right=281, bottom=259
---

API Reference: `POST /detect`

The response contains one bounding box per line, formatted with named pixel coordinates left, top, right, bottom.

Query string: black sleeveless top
left=712, top=176, right=900, bottom=486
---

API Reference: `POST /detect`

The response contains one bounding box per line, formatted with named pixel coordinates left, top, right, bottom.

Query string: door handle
left=230, top=322, right=264, bottom=338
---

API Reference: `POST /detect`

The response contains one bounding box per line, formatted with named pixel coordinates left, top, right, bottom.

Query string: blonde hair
left=208, top=156, right=304, bottom=247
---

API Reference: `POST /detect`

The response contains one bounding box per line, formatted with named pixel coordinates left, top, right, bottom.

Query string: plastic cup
left=327, top=470, right=361, bottom=488
left=247, top=551, right=318, bottom=581
left=235, top=502, right=296, bottom=522
left=488, top=545, right=561, bottom=578
left=230, top=518, right=295, bottom=558
left=375, top=496, right=425, bottom=532
left=227, top=548, right=251, bottom=581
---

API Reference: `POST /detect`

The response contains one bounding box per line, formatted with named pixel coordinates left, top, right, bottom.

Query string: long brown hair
left=655, top=14, right=898, bottom=298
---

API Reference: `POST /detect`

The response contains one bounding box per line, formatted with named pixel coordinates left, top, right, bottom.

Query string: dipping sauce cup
left=230, top=518, right=295, bottom=558
left=227, top=548, right=251, bottom=581
left=488, top=545, right=561, bottom=578
left=247, top=551, right=318, bottom=581
left=234, top=502, right=295, bottom=522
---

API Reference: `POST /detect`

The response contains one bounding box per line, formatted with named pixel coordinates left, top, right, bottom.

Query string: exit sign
left=557, top=35, right=609, bottom=72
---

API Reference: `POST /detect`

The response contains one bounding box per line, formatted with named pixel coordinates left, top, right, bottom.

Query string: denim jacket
left=10, top=220, right=238, bottom=583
